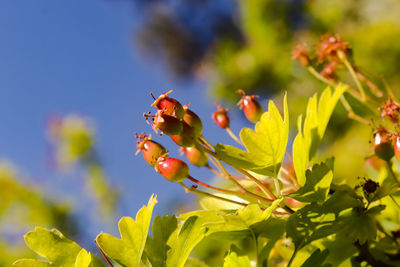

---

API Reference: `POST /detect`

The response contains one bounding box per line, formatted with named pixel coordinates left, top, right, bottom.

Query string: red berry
left=170, top=121, right=197, bottom=147
left=135, top=134, right=167, bottom=166
left=182, top=146, right=208, bottom=167
left=374, top=128, right=394, bottom=161
left=155, top=157, right=189, bottom=182
left=393, top=134, right=400, bottom=163
left=212, top=106, right=230, bottom=129
left=152, top=90, right=184, bottom=119
left=152, top=111, right=183, bottom=136
left=236, top=90, right=264, bottom=123
left=183, top=107, right=203, bottom=135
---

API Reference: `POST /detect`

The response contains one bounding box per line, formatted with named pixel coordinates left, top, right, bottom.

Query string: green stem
left=338, top=50, right=366, bottom=101
left=386, top=160, right=400, bottom=186
left=226, top=127, right=243, bottom=146
left=234, top=167, right=277, bottom=200
left=179, top=182, right=248, bottom=207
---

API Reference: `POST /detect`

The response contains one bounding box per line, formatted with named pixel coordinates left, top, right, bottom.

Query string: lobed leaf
left=300, top=249, right=331, bottom=267
left=166, top=216, right=208, bottom=267
left=144, top=215, right=178, bottom=267
left=95, top=194, right=157, bottom=267
left=216, top=94, right=289, bottom=176
left=13, top=227, right=104, bottom=267
left=293, top=85, right=347, bottom=185
left=223, top=245, right=251, bottom=267
left=290, top=160, right=333, bottom=203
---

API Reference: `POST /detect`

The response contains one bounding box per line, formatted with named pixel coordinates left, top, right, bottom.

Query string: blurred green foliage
left=0, top=163, right=78, bottom=266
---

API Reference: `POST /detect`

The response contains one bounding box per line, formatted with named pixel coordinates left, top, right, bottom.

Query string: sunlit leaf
left=75, top=249, right=106, bottom=267
left=290, top=161, right=333, bottom=203
left=166, top=216, right=208, bottom=267
left=216, top=94, right=288, bottom=176
left=144, top=215, right=178, bottom=267
left=23, top=227, right=82, bottom=266
left=13, top=259, right=53, bottom=267
left=293, top=85, right=347, bottom=185
left=96, top=194, right=157, bottom=267
left=223, top=245, right=251, bottom=267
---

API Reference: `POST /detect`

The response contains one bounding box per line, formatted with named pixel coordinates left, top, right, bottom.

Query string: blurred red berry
left=236, top=89, right=264, bottom=123
left=316, top=34, right=351, bottom=64
left=292, top=43, right=310, bottom=67
left=380, top=98, right=399, bottom=123
left=393, top=134, right=400, bottom=163
left=212, top=106, right=230, bottom=129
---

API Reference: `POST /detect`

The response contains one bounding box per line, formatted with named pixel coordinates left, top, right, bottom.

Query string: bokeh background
left=1, top=0, right=400, bottom=265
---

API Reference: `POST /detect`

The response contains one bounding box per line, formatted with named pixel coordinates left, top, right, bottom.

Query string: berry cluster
left=136, top=90, right=297, bottom=212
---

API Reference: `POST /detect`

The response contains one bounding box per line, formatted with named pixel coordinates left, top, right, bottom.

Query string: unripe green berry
left=182, top=146, right=208, bottom=167
left=155, top=157, right=189, bottom=182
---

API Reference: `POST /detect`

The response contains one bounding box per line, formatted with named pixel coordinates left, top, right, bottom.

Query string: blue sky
left=0, top=0, right=251, bottom=245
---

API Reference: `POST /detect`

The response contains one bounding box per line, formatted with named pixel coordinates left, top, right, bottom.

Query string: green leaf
left=339, top=208, right=378, bottom=245
left=13, top=259, right=54, bottom=267
left=75, top=249, right=106, bottom=267
left=223, top=245, right=251, bottom=267
left=96, top=194, right=157, bottom=267
left=184, top=258, right=209, bottom=267
left=144, top=215, right=178, bottom=267
left=166, top=216, right=208, bottom=267
left=293, top=85, right=347, bottom=185
left=286, top=203, right=339, bottom=250
left=23, top=227, right=82, bottom=266
left=216, top=94, right=289, bottom=176
left=254, top=218, right=286, bottom=266
left=301, top=249, right=331, bottom=267
left=321, top=189, right=362, bottom=214
left=290, top=161, right=333, bottom=203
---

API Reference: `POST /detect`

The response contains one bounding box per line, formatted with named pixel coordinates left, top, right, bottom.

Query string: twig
left=179, top=182, right=248, bottom=207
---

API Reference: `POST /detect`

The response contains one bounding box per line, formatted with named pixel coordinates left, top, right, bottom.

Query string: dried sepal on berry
left=145, top=110, right=183, bottom=136
left=212, top=105, right=230, bottom=129
left=236, top=89, right=264, bottom=123
left=315, top=34, right=351, bottom=64
left=292, top=43, right=310, bottom=67
left=151, top=90, right=185, bottom=119
left=135, top=133, right=167, bottom=166
left=380, top=98, right=400, bottom=123
left=155, top=156, right=189, bottom=182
